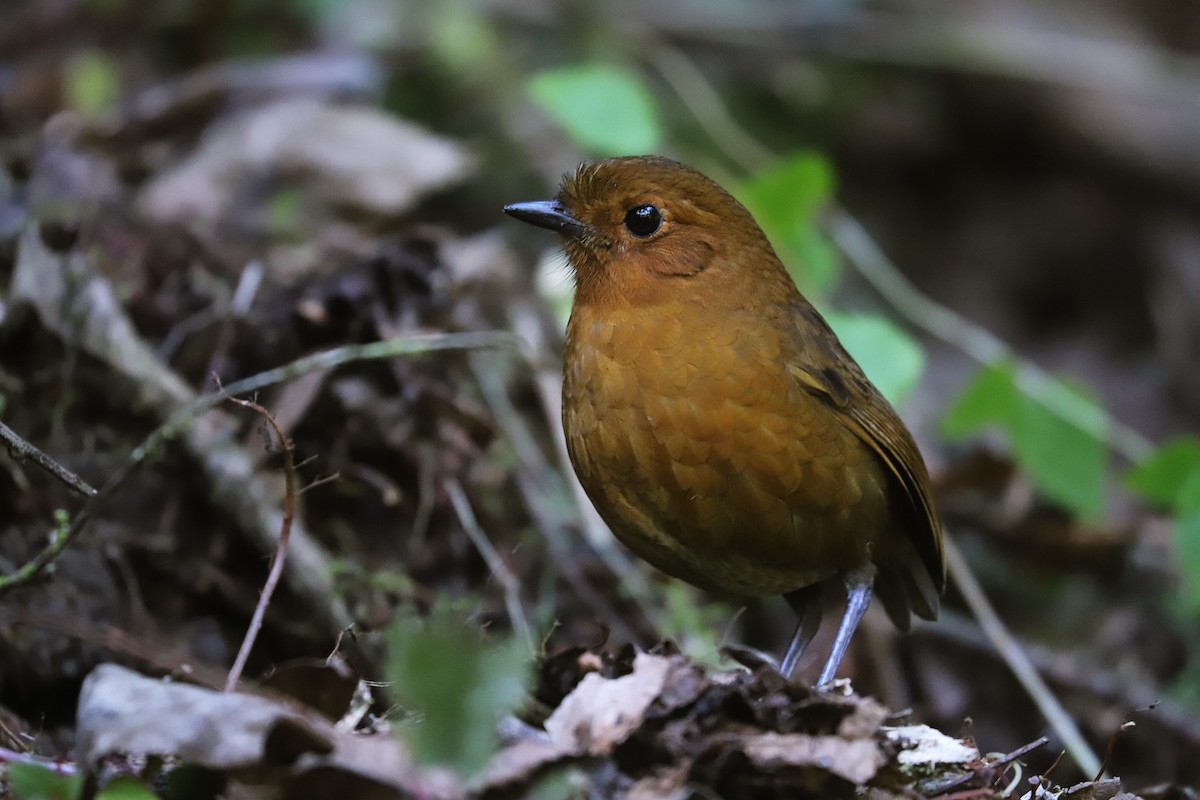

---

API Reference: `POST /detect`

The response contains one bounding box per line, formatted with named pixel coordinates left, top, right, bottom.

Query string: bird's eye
left=623, top=204, right=662, bottom=237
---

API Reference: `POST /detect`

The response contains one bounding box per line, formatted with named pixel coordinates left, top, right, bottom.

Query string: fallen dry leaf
left=742, top=731, right=885, bottom=783
left=543, top=650, right=671, bottom=756
left=76, top=663, right=334, bottom=771
left=1061, top=778, right=1133, bottom=800
left=76, top=664, right=462, bottom=799
left=139, top=98, right=474, bottom=226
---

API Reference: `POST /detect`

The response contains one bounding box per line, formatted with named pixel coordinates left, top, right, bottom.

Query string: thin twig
left=642, top=42, right=776, bottom=173
left=991, top=736, right=1050, bottom=768
left=945, top=536, right=1101, bottom=777
left=219, top=387, right=296, bottom=693
left=0, top=746, right=76, bottom=776
left=445, top=477, right=535, bottom=653
left=0, top=420, right=96, bottom=497
left=0, top=331, right=521, bottom=597
left=1095, top=721, right=1134, bottom=781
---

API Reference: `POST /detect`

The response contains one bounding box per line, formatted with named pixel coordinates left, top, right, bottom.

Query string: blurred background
left=1, top=0, right=1199, bottom=792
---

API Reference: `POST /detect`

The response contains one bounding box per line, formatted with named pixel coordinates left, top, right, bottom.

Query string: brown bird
left=504, top=156, right=944, bottom=685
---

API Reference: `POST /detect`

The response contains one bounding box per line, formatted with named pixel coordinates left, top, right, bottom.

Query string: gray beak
left=503, top=200, right=592, bottom=240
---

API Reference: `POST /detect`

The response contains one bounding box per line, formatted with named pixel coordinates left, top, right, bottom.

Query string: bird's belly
left=563, top=318, right=890, bottom=597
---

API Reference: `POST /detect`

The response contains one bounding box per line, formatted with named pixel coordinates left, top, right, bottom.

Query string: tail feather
left=875, top=538, right=940, bottom=630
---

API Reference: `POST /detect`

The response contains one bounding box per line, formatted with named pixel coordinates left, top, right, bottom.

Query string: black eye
left=623, top=204, right=662, bottom=237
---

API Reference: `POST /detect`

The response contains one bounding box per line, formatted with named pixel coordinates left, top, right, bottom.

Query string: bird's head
left=504, top=156, right=794, bottom=311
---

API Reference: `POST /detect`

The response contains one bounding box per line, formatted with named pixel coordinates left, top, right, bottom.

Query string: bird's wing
left=787, top=303, right=946, bottom=595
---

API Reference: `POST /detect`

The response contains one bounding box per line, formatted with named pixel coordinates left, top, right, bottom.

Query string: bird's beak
left=503, top=200, right=592, bottom=241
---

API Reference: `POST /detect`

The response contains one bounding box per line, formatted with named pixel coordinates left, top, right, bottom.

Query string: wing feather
left=787, top=304, right=945, bottom=596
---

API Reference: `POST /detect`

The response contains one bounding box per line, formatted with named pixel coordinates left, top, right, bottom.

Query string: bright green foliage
left=1014, top=380, right=1107, bottom=519
left=8, top=763, right=82, bottom=800
left=1124, top=439, right=1200, bottom=611
left=386, top=599, right=530, bottom=776
left=738, top=153, right=839, bottom=296
left=64, top=50, right=119, bottom=120
left=823, top=311, right=925, bottom=406
left=1127, top=437, right=1200, bottom=508
left=943, top=361, right=1107, bottom=518
left=528, top=65, right=662, bottom=157
left=940, top=360, right=1019, bottom=438
left=96, top=777, right=158, bottom=800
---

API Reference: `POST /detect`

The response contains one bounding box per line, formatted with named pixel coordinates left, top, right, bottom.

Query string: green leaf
left=64, top=50, right=120, bottom=121
left=8, top=762, right=83, bottom=800
left=941, top=360, right=1020, bottom=439
left=1127, top=437, right=1200, bottom=509
left=96, top=777, right=158, bottom=800
left=429, top=1, right=498, bottom=76
left=1011, top=379, right=1106, bottom=518
left=738, top=153, right=838, bottom=296
left=942, top=362, right=1107, bottom=518
left=386, top=599, right=530, bottom=776
left=1178, top=468, right=1200, bottom=516
left=1024, top=372, right=1108, bottom=437
left=527, top=64, right=661, bottom=156
left=1174, top=513, right=1200, bottom=612
left=823, top=311, right=925, bottom=406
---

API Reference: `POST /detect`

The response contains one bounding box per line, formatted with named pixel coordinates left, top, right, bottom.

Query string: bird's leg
left=779, top=584, right=824, bottom=679
left=816, top=565, right=877, bottom=687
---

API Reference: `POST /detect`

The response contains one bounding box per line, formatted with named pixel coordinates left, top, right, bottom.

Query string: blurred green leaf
left=738, top=153, right=838, bottom=296
left=1174, top=470, right=1200, bottom=612
left=1028, top=371, right=1108, bottom=435
left=941, top=360, right=1019, bottom=438
left=64, top=50, right=120, bottom=121
left=823, top=311, right=925, bottom=406
left=1180, top=469, right=1200, bottom=515
left=659, top=582, right=724, bottom=669
left=8, top=762, right=82, bottom=800
left=430, top=1, right=498, bottom=76
left=528, top=64, right=661, bottom=157
left=386, top=599, right=529, bottom=776
left=96, top=777, right=158, bottom=800
left=1175, top=512, right=1200, bottom=612
left=943, top=362, right=1106, bottom=518
left=1011, top=379, right=1106, bottom=519
left=525, top=767, right=580, bottom=800
left=267, top=188, right=303, bottom=238
left=1127, top=437, right=1200, bottom=509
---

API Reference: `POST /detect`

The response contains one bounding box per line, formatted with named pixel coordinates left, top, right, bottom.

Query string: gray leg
left=816, top=566, right=876, bottom=687
left=779, top=584, right=823, bottom=679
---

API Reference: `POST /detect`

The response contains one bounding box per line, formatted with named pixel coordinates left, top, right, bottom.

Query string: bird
left=503, top=155, right=944, bottom=686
